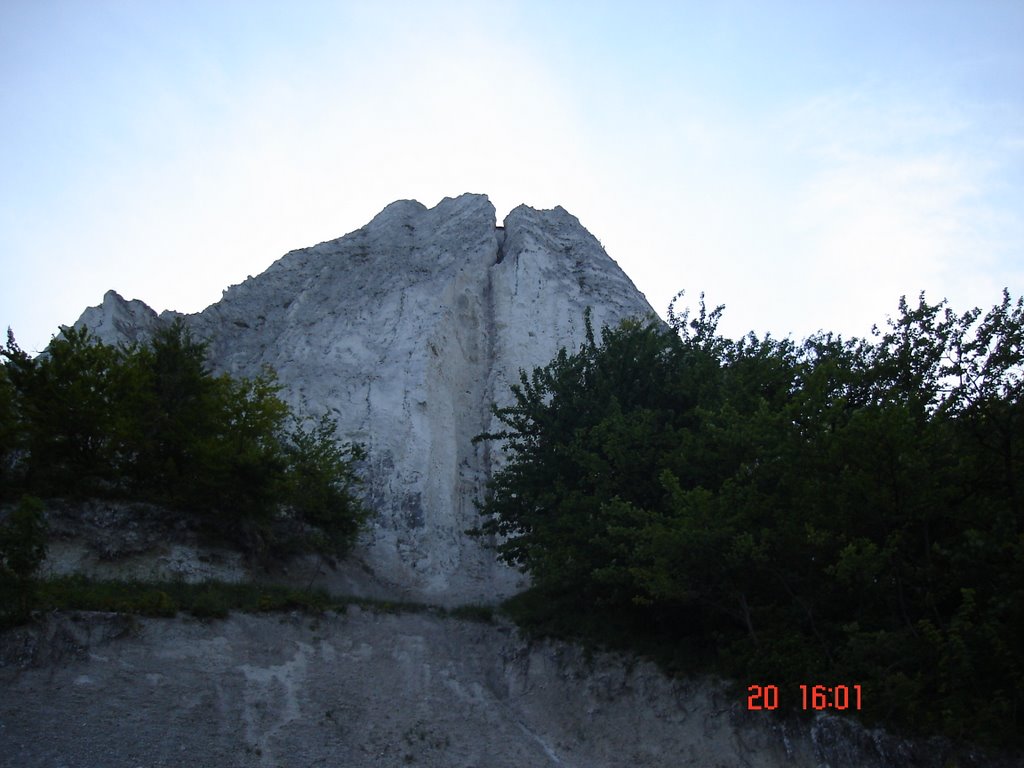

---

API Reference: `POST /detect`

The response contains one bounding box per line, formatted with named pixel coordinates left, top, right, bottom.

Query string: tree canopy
left=1, top=321, right=367, bottom=561
left=475, top=291, right=1024, bottom=748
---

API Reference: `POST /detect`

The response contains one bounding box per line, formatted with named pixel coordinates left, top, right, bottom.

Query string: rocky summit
left=72, top=194, right=658, bottom=603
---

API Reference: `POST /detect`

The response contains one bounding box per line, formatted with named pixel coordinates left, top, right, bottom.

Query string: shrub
left=190, top=588, right=230, bottom=619
left=137, top=590, right=178, bottom=618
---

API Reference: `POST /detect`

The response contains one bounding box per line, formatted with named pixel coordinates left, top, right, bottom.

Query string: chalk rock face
left=73, top=194, right=658, bottom=602
left=74, top=290, right=167, bottom=346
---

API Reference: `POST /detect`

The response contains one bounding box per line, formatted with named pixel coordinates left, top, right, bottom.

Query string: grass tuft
left=30, top=576, right=464, bottom=623
left=35, top=575, right=339, bottom=620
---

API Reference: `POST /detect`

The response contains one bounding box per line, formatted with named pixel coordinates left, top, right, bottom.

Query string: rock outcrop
left=72, top=194, right=658, bottom=603
left=73, top=289, right=167, bottom=346
left=3, top=611, right=1016, bottom=768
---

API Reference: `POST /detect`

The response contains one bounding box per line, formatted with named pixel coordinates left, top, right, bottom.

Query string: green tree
left=1, top=327, right=126, bottom=496
left=182, top=370, right=291, bottom=552
left=0, top=495, right=48, bottom=627
left=0, top=339, right=24, bottom=497
left=119, top=320, right=223, bottom=498
left=476, top=290, right=1024, bottom=747
left=283, top=412, right=368, bottom=557
left=1, top=320, right=369, bottom=562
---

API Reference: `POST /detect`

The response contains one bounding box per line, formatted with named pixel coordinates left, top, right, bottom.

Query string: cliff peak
left=72, top=195, right=656, bottom=601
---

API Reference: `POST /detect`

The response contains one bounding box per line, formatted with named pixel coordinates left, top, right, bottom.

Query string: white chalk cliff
left=73, top=194, right=658, bottom=602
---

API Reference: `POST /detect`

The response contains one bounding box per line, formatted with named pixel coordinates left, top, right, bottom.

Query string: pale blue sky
left=2, top=0, right=1022, bottom=354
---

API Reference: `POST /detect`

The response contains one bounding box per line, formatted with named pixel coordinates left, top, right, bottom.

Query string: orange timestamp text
left=747, top=684, right=863, bottom=712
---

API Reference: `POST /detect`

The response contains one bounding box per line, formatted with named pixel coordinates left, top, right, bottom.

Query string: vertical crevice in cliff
left=495, top=226, right=506, bottom=264
left=479, top=224, right=504, bottom=480
left=479, top=263, right=498, bottom=482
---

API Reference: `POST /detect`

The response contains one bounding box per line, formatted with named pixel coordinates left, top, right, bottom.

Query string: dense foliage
left=0, top=322, right=367, bottom=561
left=476, top=292, right=1024, bottom=747
left=0, top=495, right=48, bottom=627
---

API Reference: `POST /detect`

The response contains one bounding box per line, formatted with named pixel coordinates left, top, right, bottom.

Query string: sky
left=2, top=0, right=1022, bottom=355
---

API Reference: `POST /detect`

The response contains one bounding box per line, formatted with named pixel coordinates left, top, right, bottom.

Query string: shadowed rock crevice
left=494, top=225, right=506, bottom=264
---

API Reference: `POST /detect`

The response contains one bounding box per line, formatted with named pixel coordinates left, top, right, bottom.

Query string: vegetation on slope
left=0, top=495, right=48, bottom=626
left=0, top=321, right=368, bottom=627
left=475, top=291, right=1024, bottom=748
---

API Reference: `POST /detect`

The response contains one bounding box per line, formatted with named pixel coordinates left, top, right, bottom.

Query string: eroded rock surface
left=71, top=194, right=659, bottom=603
left=6, top=611, right=1011, bottom=768
left=73, top=289, right=167, bottom=346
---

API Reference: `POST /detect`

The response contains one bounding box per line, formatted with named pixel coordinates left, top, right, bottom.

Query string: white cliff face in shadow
left=2, top=611, right=1010, bottom=768
left=72, top=194, right=658, bottom=603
